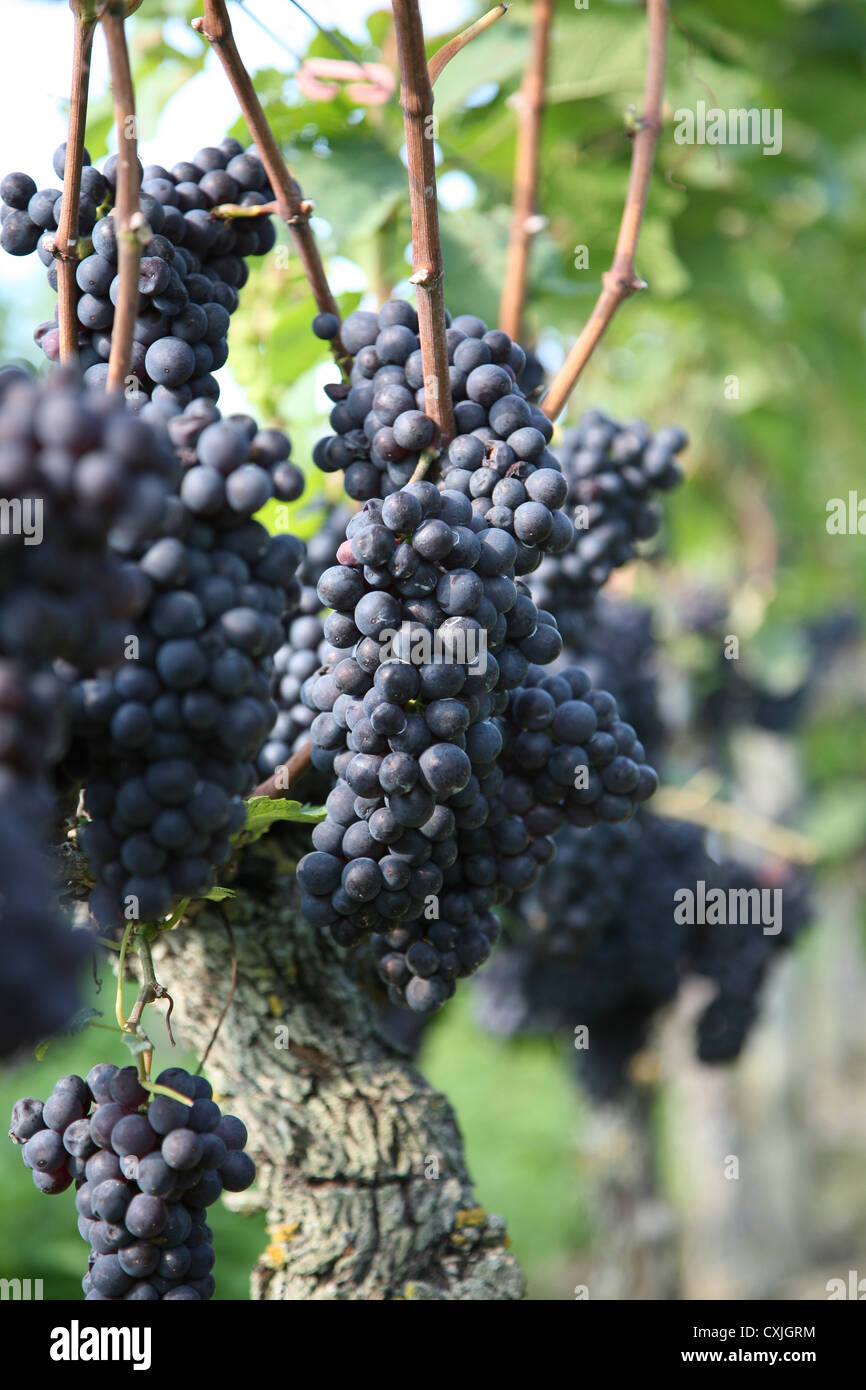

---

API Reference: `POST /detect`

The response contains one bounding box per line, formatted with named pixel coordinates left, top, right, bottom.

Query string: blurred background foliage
left=1, top=0, right=864, bottom=1300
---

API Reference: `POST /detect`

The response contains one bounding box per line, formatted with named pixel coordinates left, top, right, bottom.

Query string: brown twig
left=55, top=6, right=97, bottom=364
left=393, top=0, right=455, bottom=447
left=541, top=0, right=669, bottom=420
left=251, top=740, right=313, bottom=803
left=428, top=5, right=509, bottom=85
left=193, top=0, right=350, bottom=374
left=498, top=0, right=552, bottom=343
left=101, top=2, right=141, bottom=392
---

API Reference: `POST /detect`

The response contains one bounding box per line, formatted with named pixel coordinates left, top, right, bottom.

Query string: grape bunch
left=475, top=814, right=810, bottom=1096
left=9, top=1064, right=255, bottom=1300
left=294, top=479, right=637, bottom=1011
left=0, top=367, right=177, bottom=679
left=0, top=364, right=179, bottom=833
left=66, top=401, right=306, bottom=928
left=498, top=663, right=659, bottom=831
left=0, top=367, right=185, bottom=1048
left=256, top=505, right=353, bottom=782
left=566, top=600, right=666, bottom=765
left=0, top=797, right=89, bottom=1058
left=0, top=137, right=277, bottom=407
left=530, top=409, right=687, bottom=642
left=474, top=816, right=709, bottom=1096
left=688, top=861, right=811, bottom=1062
left=312, top=302, right=567, bottom=542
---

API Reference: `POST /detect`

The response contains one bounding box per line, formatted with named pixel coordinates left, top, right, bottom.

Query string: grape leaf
left=204, top=886, right=236, bottom=902
left=241, top=796, right=327, bottom=845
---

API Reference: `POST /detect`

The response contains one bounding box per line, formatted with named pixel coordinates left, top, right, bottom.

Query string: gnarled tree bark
left=152, top=864, right=524, bottom=1301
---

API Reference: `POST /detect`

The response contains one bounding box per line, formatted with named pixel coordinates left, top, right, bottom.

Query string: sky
left=0, top=0, right=473, bottom=371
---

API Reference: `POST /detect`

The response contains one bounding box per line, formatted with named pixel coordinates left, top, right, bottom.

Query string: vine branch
left=541, top=0, right=669, bottom=420
left=56, top=5, right=97, bottom=364
left=428, top=5, right=509, bottom=86
left=498, top=0, right=552, bottom=343
left=392, top=0, right=455, bottom=447
left=193, top=0, right=350, bottom=374
left=653, top=784, right=817, bottom=865
left=101, top=1, right=141, bottom=392
left=250, top=740, right=312, bottom=802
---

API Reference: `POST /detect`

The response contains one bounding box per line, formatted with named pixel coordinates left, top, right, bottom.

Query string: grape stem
left=101, top=1, right=142, bottom=393
left=55, top=5, right=97, bottom=364
left=159, top=896, right=191, bottom=932
left=115, top=917, right=135, bottom=1030
left=408, top=444, right=439, bottom=484
left=193, top=0, right=351, bottom=376
left=428, top=5, right=510, bottom=86
left=141, top=1080, right=194, bottom=1106
left=392, top=0, right=456, bottom=450
left=136, top=934, right=176, bottom=1044
left=541, top=0, right=669, bottom=421
left=250, top=739, right=313, bottom=802
left=209, top=199, right=281, bottom=220
left=498, top=0, right=553, bottom=343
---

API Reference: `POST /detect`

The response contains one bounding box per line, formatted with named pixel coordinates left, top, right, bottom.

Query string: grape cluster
left=312, top=302, right=565, bottom=535
left=498, top=663, right=659, bottom=831
left=688, top=862, right=811, bottom=1062
left=9, top=1064, right=255, bottom=1300
left=0, top=367, right=177, bottom=680
left=475, top=814, right=810, bottom=1096
left=530, top=409, right=687, bottom=640
left=0, top=368, right=183, bottom=1045
left=683, top=597, right=861, bottom=741
left=67, top=401, right=305, bottom=928
left=569, top=600, right=666, bottom=765
left=0, top=798, right=89, bottom=1058
left=256, top=505, right=352, bottom=782
left=1, top=138, right=277, bottom=406
left=296, top=480, right=575, bottom=1011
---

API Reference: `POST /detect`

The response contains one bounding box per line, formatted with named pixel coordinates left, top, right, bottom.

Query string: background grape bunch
left=1, top=138, right=277, bottom=406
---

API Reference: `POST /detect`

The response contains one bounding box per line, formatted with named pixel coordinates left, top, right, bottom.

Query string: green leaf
left=241, top=796, right=327, bottom=845
left=203, top=886, right=236, bottom=902
left=34, top=1007, right=103, bottom=1059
